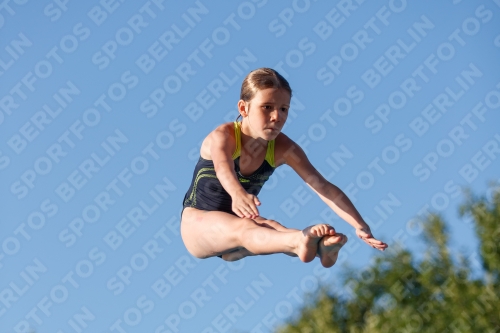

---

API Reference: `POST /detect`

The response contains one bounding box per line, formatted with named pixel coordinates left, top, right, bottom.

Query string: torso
left=199, top=121, right=291, bottom=174
left=183, top=121, right=282, bottom=215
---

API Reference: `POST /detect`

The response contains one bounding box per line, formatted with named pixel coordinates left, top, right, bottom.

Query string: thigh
left=253, top=216, right=297, bottom=232
left=181, top=207, right=254, bottom=258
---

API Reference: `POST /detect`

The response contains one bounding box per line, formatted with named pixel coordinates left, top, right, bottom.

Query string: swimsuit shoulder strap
left=265, top=139, right=275, bottom=167
left=232, top=121, right=241, bottom=159
left=232, top=120, right=275, bottom=167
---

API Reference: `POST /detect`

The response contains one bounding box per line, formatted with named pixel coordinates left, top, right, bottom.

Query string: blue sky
left=1, top=1, right=500, bottom=332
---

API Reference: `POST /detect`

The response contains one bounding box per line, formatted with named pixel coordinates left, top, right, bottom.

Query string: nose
left=270, top=109, right=280, bottom=122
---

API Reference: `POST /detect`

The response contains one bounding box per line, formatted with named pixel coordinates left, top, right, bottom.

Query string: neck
left=240, top=120, right=267, bottom=154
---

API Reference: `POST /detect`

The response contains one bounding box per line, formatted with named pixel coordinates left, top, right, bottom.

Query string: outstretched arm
left=318, top=183, right=387, bottom=250
left=280, top=136, right=388, bottom=251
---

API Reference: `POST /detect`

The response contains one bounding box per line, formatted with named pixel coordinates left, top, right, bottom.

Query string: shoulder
left=200, top=122, right=236, bottom=159
left=274, top=132, right=307, bottom=167
left=212, top=122, right=237, bottom=146
left=274, top=132, right=322, bottom=184
left=211, top=122, right=235, bottom=137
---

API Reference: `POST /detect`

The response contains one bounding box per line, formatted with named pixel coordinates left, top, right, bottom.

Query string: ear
left=237, top=99, right=248, bottom=117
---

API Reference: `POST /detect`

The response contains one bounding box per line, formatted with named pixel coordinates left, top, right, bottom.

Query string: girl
left=181, top=68, right=387, bottom=267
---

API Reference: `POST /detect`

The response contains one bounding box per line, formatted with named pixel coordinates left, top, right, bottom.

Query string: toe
left=323, top=234, right=343, bottom=246
left=316, top=225, right=327, bottom=236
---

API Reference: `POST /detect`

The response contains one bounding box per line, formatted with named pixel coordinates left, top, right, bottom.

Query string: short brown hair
left=240, top=68, right=292, bottom=102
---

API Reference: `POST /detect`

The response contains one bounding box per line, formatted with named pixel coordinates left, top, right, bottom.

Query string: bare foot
left=296, top=224, right=336, bottom=263
left=318, top=234, right=347, bottom=268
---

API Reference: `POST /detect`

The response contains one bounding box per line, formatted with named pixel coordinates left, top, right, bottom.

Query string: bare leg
left=221, top=217, right=296, bottom=261
left=253, top=217, right=298, bottom=233
left=221, top=220, right=348, bottom=264
left=317, top=234, right=347, bottom=268
left=224, top=233, right=348, bottom=264
left=220, top=248, right=254, bottom=261
left=181, top=208, right=335, bottom=262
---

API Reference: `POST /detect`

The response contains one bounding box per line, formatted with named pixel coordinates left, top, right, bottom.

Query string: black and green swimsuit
left=182, top=121, right=276, bottom=216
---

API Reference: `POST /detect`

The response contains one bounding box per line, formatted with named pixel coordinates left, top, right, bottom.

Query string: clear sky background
left=1, top=1, right=500, bottom=332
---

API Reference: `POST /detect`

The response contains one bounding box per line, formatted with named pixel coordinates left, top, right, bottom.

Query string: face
left=238, top=88, right=291, bottom=140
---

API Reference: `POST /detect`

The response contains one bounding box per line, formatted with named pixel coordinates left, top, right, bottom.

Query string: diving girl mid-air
left=181, top=68, right=387, bottom=267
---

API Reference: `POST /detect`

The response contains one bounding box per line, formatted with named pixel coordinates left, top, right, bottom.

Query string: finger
left=240, top=207, right=251, bottom=218
left=367, top=239, right=383, bottom=247
left=244, top=208, right=255, bottom=218
left=363, top=239, right=378, bottom=248
left=251, top=205, right=259, bottom=217
left=360, top=235, right=383, bottom=245
left=247, top=206, right=258, bottom=218
left=371, top=242, right=387, bottom=250
left=243, top=202, right=253, bottom=212
left=235, top=205, right=247, bottom=217
left=369, top=239, right=384, bottom=245
left=235, top=209, right=244, bottom=218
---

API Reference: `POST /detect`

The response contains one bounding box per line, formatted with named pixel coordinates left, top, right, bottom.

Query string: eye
left=281, top=107, right=288, bottom=112
left=262, top=105, right=272, bottom=110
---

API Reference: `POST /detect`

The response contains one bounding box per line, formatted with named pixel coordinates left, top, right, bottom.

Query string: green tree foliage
left=276, top=185, right=500, bottom=333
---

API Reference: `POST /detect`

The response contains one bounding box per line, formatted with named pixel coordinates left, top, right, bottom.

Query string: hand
left=356, top=227, right=388, bottom=251
left=232, top=192, right=260, bottom=218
